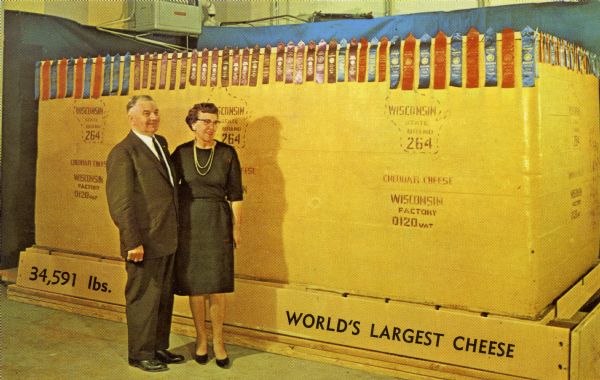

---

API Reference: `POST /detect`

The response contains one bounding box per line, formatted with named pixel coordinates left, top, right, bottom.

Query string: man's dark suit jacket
left=106, top=131, right=178, bottom=259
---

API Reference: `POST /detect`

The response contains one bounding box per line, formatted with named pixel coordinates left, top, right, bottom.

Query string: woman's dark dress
left=173, top=140, right=243, bottom=295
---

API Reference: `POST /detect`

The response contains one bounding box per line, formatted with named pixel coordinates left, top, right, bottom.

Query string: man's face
left=128, top=100, right=160, bottom=136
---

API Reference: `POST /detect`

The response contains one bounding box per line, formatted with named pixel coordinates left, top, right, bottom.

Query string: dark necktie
left=152, top=137, right=170, bottom=178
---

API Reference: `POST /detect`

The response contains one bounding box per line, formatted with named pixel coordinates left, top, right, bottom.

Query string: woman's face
left=192, top=111, right=219, bottom=146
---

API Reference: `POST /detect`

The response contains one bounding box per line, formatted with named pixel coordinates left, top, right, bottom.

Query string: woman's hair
left=185, top=103, right=219, bottom=129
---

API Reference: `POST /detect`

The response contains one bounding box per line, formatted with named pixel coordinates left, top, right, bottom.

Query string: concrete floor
left=0, top=282, right=398, bottom=380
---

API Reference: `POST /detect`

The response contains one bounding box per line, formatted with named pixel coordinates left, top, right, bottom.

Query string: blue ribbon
left=66, top=58, right=74, bottom=97
left=50, top=60, right=57, bottom=99
left=484, top=28, right=497, bottom=87
left=418, top=33, right=432, bottom=89
left=521, top=26, right=535, bottom=87
left=338, top=39, right=347, bottom=82
left=389, top=36, right=401, bottom=89
left=102, top=54, right=111, bottom=96
left=34, top=61, right=41, bottom=100
left=111, top=54, right=120, bottom=95
left=83, top=58, right=92, bottom=98
left=450, top=33, right=462, bottom=87
left=368, top=38, right=378, bottom=82
left=122, top=53, right=131, bottom=95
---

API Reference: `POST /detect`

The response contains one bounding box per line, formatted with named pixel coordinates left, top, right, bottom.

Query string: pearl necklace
left=193, top=140, right=215, bottom=176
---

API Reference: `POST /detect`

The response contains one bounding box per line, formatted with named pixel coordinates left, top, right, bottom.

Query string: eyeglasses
left=196, top=119, right=220, bottom=126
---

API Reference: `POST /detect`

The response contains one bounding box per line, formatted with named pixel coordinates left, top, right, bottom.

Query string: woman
left=173, top=103, right=243, bottom=369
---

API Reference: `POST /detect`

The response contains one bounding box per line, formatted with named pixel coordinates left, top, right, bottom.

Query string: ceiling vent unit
left=129, top=0, right=202, bottom=35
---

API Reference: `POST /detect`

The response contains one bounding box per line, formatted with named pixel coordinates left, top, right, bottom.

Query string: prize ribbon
left=337, top=39, right=347, bottom=82
left=50, top=60, right=57, bottom=99
left=34, top=61, right=41, bottom=100
left=83, top=58, right=92, bottom=98
left=189, top=49, right=198, bottom=85
left=122, top=53, right=130, bottom=95
left=358, top=37, right=368, bottom=82
left=262, top=45, right=271, bottom=84
left=74, top=57, right=84, bottom=98
left=111, top=54, right=120, bottom=95
left=402, top=34, right=416, bottom=90
left=556, top=39, right=565, bottom=67
left=285, top=41, right=295, bottom=84
left=58, top=58, right=67, bottom=98
left=501, top=28, right=515, bottom=88
left=41, top=61, right=51, bottom=100
left=142, top=53, right=150, bottom=88
left=549, top=37, right=556, bottom=65
left=378, top=36, right=388, bottom=82
left=348, top=38, right=358, bottom=82
left=276, top=42, right=285, bottom=82
left=221, top=48, right=230, bottom=87
left=328, top=39, right=337, bottom=83
left=200, top=49, right=209, bottom=86
left=134, top=53, right=141, bottom=90
left=149, top=53, right=158, bottom=90
left=449, top=33, right=462, bottom=87
left=521, top=26, right=535, bottom=87
left=232, top=48, right=240, bottom=85
left=433, top=31, right=447, bottom=89
left=210, top=48, right=219, bottom=87
left=389, top=36, right=401, bottom=89
left=316, top=40, right=326, bottom=84
left=327, top=39, right=337, bottom=83
left=92, top=55, right=103, bottom=98
left=250, top=45, right=260, bottom=87
left=295, top=41, right=305, bottom=84
left=159, top=52, right=168, bottom=89
left=240, top=47, right=250, bottom=86
left=66, top=58, right=74, bottom=97
left=169, top=52, right=178, bottom=90
left=418, top=33, right=432, bottom=89
left=102, top=54, right=111, bottom=96
left=179, top=52, right=187, bottom=89
left=306, top=40, right=316, bottom=81
left=368, top=38, right=378, bottom=82
left=466, top=28, right=479, bottom=88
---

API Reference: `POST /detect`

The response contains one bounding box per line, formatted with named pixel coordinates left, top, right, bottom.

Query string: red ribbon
left=74, top=58, right=84, bottom=98
left=262, top=45, right=271, bottom=84
left=466, top=27, right=479, bottom=88
left=92, top=55, right=103, bottom=98
left=41, top=61, right=51, bottom=100
left=57, top=58, right=67, bottom=98
left=501, top=28, right=515, bottom=88
left=358, top=38, right=368, bottom=82
left=327, top=39, right=337, bottom=83
left=378, top=36, right=388, bottom=82
left=433, top=31, right=447, bottom=89
left=402, top=34, right=416, bottom=90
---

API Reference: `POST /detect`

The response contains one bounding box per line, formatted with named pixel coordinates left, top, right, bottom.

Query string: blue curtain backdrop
left=197, top=1, right=600, bottom=54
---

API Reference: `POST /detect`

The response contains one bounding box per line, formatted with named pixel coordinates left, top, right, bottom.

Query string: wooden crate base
left=8, top=247, right=600, bottom=379
left=8, top=284, right=522, bottom=380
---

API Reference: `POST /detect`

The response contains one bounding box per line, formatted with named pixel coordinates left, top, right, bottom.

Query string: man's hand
left=127, top=245, right=144, bottom=262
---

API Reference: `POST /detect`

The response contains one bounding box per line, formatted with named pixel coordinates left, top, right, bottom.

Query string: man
left=106, top=95, right=183, bottom=372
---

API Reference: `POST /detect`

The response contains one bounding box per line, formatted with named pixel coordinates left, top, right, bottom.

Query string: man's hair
left=126, top=95, right=154, bottom=112
left=185, top=103, right=219, bottom=129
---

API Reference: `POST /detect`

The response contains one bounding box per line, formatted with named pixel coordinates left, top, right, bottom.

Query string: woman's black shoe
left=194, top=354, right=208, bottom=365
left=215, top=356, right=230, bottom=368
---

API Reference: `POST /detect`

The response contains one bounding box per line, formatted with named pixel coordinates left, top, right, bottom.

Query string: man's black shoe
left=156, top=349, right=185, bottom=364
left=128, top=358, right=168, bottom=372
